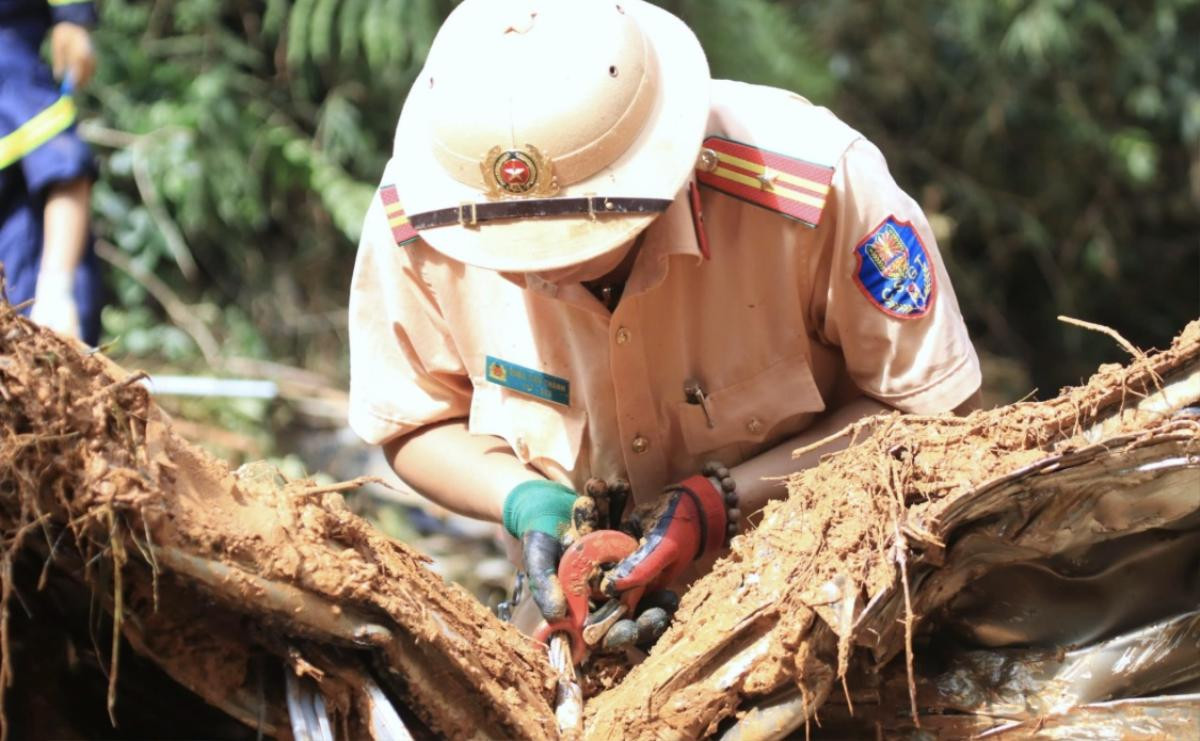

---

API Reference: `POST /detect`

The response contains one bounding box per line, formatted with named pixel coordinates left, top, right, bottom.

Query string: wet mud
left=585, top=321, right=1200, bottom=739
left=0, top=302, right=557, bottom=739
left=3, top=292, right=1198, bottom=740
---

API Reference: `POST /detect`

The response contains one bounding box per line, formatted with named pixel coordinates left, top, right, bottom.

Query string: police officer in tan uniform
left=349, top=0, right=981, bottom=635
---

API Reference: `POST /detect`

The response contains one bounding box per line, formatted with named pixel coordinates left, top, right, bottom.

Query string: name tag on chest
left=485, top=356, right=570, bottom=406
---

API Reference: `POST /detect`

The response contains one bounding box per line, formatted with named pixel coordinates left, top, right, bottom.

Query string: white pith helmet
left=391, top=0, right=711, bottom=273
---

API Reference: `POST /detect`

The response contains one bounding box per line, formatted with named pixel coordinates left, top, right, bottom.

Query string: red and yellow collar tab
left=379, top=185, right=418, bottom=246
left=695, top=136, right=834, bottom=227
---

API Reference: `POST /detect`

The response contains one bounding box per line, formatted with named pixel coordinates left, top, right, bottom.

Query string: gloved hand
left=601, top=464, right=739, bottom=597
left=502, top=479, right=577, bottom=620
left=29, top=269, right=81, bottom=340
left=50, top=23, right=97, bottom=90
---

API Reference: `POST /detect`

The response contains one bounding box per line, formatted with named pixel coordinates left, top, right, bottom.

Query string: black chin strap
left=408, top=196, right=672, bottom=230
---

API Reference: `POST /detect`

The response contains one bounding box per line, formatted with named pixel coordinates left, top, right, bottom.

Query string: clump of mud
left=0, top=302, right=557, bottom=739
left=586, top=321, right=1200, bottom=739
left=5, top=292, right=1197, bottom=741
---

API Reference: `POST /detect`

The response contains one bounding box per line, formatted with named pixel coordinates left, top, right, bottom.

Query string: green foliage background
left=83, top=0, right=1199, bottom=407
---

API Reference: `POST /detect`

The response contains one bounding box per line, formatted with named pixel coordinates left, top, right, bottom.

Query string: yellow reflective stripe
left=715, top=150, right=830, bottom=197
left=388, top=213, right=409, bottom=228
left=0, top=96, right=77, bottom=170
left=712, top=166, right=826, bottom=210
left=47, top=0, right=92, bottom=6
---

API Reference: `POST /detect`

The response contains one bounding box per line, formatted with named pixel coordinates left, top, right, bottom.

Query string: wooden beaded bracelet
left=701, top=461, right=741, bottom=546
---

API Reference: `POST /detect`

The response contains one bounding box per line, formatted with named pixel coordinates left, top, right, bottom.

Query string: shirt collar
left=499, top=180, right=703, bottom=297
left=623, top=181, right=704, bottom=297
left=644, top=180, right=704, bottom=263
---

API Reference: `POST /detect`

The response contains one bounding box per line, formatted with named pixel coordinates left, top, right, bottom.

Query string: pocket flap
left=675, top=353, right=826, bottom=455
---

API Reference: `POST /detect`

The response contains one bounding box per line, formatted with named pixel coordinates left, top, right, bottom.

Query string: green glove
left=503, top=480, right=577, bottom=620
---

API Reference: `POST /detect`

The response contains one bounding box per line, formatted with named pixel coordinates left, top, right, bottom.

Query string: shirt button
left=746, top=418, right=764, bottom=435
left=615, top=327, right=631, bottom=345
left=631, top=435, right=650, bottom=454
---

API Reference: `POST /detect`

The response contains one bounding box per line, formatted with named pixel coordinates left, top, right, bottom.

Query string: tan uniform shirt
left=349, top=80, right=981, bottom=502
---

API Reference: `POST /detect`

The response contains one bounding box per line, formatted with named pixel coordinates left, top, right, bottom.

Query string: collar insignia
left=379, top=185, right=418, bottom=246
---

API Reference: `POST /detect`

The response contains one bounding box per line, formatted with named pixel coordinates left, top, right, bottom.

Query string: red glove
left=601, top=472, right=737, bottom=596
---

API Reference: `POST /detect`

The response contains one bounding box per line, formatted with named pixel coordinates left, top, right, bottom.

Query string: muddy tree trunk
left=585, top=321, right=1200, bottom=739
left=0, top=302, right=558, bottom=739
left=3, top=294, right=1198, bottom=740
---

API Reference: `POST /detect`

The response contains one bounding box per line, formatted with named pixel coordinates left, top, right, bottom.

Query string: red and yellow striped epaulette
left=379, top=185, right=418, bottom=246
left=696, top=136, right=834, bottom=227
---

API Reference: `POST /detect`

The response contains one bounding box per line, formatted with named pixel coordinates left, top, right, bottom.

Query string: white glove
left=29, top=270, right=82, bottom=340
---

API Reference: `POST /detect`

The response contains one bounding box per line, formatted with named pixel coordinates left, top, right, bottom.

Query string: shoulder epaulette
left=696, top=136, right=834, bottom=227
left=379, top=185, right=419, bottom=246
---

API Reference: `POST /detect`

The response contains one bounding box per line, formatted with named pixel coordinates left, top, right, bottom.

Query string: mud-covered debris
left=586, top=321, right=1200, bottom=740
left=0, top=302, right=557, bottom=739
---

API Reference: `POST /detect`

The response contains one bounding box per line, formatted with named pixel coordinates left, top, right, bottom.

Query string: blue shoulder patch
left=853, top=217, right=936, bottom=319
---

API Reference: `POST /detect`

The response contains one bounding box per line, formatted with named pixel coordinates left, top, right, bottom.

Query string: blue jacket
left=0, top=0, right=101, bottom=343
left=0, top=0, right=96, bottom=34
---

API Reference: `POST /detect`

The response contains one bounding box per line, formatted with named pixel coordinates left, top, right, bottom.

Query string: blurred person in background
left=0, top=0, right=102, bottom=343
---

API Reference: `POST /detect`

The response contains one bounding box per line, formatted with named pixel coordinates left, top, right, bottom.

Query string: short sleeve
left=347, top=183, right=471, bottom=445
left=48, top=0, right=98, bottom=27
left=817, top=138, right=981, bottom=413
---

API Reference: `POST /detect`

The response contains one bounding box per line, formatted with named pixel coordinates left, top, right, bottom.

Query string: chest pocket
left=674, top=353, right=826, bottom=457
left=469, top=382, right=587, bottom=471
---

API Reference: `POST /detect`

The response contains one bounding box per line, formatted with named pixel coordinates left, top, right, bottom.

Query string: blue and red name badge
left=853, top=217, right=936, bottom=319
left=485, top=356, right=570, bottom=406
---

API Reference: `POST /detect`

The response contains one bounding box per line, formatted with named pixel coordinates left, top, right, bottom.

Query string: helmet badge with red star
left=481, top=144, right=560, bottom=198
